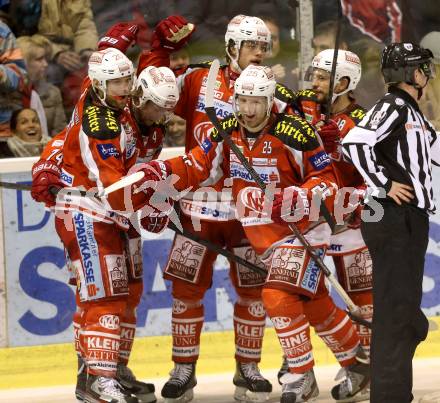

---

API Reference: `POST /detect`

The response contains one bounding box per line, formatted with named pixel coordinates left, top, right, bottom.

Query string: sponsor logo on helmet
left=99, top=314, right=120, bottom=330
left=404, top=43, right=413, bottom=51
left=241, top=82, right=254, bottom=91
left=272, top=316, right=292, bottom=329
left=345, top=53, right=361, bottom=65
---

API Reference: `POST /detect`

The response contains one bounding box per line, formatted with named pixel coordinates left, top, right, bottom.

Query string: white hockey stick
left=98, top=171, right=144, bottom=197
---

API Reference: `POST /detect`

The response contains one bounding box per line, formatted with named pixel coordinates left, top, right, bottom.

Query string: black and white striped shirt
left=342, top=87, right=440, bottom=213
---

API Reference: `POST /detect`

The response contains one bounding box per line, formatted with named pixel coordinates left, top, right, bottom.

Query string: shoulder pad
left=82, top=103, right=121, bottom=139
left=275, top=83, right=295, bottom=104
left=272, top=114, right=320, bottom=151
left=210, top=114, right=238, bottom=142
left=294, top=89, right=319, bottom=103
left=349, top=106, right=367, bottom=124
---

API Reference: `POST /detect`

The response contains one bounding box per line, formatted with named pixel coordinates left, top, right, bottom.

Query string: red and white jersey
left=167, top=113, right=338, bottom=255
left=294, top=89, right=367, bottom=188
left=61, top=86, right=140, bottom=214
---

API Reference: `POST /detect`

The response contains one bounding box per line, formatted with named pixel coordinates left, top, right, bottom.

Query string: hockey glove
left=346, top=186, right=367, bottom=229
left=141, top=215, right=170, bottom=234
left=31, top=160, right=63, bottom=207
left=98, top=22, right=139, bottom=53
left=317, top=120, right=341, bottom=154
left=131, top=160, right=172, bottom=195
left=271, top=186, right=303, bottom=225
left=151, top=15, right=195, bottom=51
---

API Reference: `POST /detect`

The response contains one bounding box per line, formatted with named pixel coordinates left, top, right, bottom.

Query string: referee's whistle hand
left=387, top=181, right=414, bottom=205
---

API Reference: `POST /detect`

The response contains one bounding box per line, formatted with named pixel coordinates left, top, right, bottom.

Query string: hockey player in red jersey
left=134, top=15, right=305, bottom=403
left=293, top=49, right=371, bottom=402
left=31, top=62, right=181, bottom=403
left=133, top=65, right=369, bottom=403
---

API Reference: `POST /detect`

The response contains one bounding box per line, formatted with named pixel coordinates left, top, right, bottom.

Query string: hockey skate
left=279, top=370, right=319, bottom=403
left=161, top=363, right=197, bottom=402
left=233, top=361, right=272, bottom=402
left=84, top=374, right=139, bottom=403
left=76, top=356, right=87, bottom=402
left=277, top=356, right=289, bottom=385
left=330, top=361, right=370, bottom=402
left=117, top=363, right=156, bottom=403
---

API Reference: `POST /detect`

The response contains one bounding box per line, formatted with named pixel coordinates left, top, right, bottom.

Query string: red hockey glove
left=98, top=22, right=139, bottom=53
left=141, top=215, right=170, bottom=233
left=271, top=187, right=301, bottom=225
left=151, top=15, right=195, bottom=52
left=343, top=185, right=366, bottom=229
left=31, top=160, right=63, bottom=207
left=318, top=120, right=341, bottom=154
left=131, top=160, right=172, bottom=196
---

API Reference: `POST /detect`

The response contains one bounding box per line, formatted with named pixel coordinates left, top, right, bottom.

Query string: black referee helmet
left=381, top=42, right=435, bottom=85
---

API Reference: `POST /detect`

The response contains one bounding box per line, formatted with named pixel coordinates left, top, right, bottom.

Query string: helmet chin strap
left=226, top=45, right=243, bottom=74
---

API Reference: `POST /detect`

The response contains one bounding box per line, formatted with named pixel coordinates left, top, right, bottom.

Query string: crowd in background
left=1, top=0, right=439, bottom=158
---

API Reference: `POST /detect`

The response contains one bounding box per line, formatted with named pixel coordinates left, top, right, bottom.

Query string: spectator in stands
left=0, top=20, right=28, bottom=138
left=170, top=47, right=191, bottom=71
left=261, top=16, right=286, bottom=81
left=0, top=108, right=49, bottom=158
left=419, top=31, right=440, bottom=130
left=17, top=35, right=67, bottom=136
left=312, top=20, right=349, bottom=55
left=165, top=114, right=186, bottom=147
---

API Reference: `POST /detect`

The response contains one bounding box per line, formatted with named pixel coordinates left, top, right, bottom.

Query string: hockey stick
left=167, top=222, right=267, bottom=276
left=204, top=60, right=370, bottom=328
left=325, top=0, right=343, bottom=122
left=1, top=171, right=145, bottom=198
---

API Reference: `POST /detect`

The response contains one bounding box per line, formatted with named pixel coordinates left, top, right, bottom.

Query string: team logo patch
left=308, top=151, right=330, bottom=170
left=99, top=314, right=120, bottom=330
left=248, top=301, right=265, bottom=318
left=272, top=316, right=292, bottom=330
left=172, top=299, right=187, bottom=314
left=97, top=143, right=120, bottom=160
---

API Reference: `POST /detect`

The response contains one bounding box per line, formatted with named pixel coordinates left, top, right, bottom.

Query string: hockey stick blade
left=204, top=59, right=220, bottom=109
left=99, top=171, right=144, bottom=197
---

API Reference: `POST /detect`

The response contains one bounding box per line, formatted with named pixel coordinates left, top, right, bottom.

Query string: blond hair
left=16, top=35, right=53, bottom=65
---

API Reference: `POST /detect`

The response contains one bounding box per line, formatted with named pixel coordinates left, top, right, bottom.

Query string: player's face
left=311, top=68, right=331, bottom=103
left=137, top=100, right=172, bottom=125
left=236, top=95, right=268, bottom=128
left=106, top=76, right=133, bottom=109
left=14, top=108, right=42, bottom=143
left=238, top=40, right=270, bottom=70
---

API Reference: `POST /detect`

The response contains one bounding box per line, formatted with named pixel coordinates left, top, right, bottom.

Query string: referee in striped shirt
left=342, top=43, right=439, bottom=403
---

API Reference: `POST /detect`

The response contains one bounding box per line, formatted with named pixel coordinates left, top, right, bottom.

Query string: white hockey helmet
left=132, top=66, right=179, bottom=110
left=225, top=15, right=271, bottom=72
left=88, top=48, right=134, bottom=105
left=233, top=65, right=276, bottom=131
left=312, top=49, right=362, bottom=98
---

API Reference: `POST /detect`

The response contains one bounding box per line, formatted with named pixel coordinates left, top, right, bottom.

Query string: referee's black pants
left=361, top=201, right=429, bottom=403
